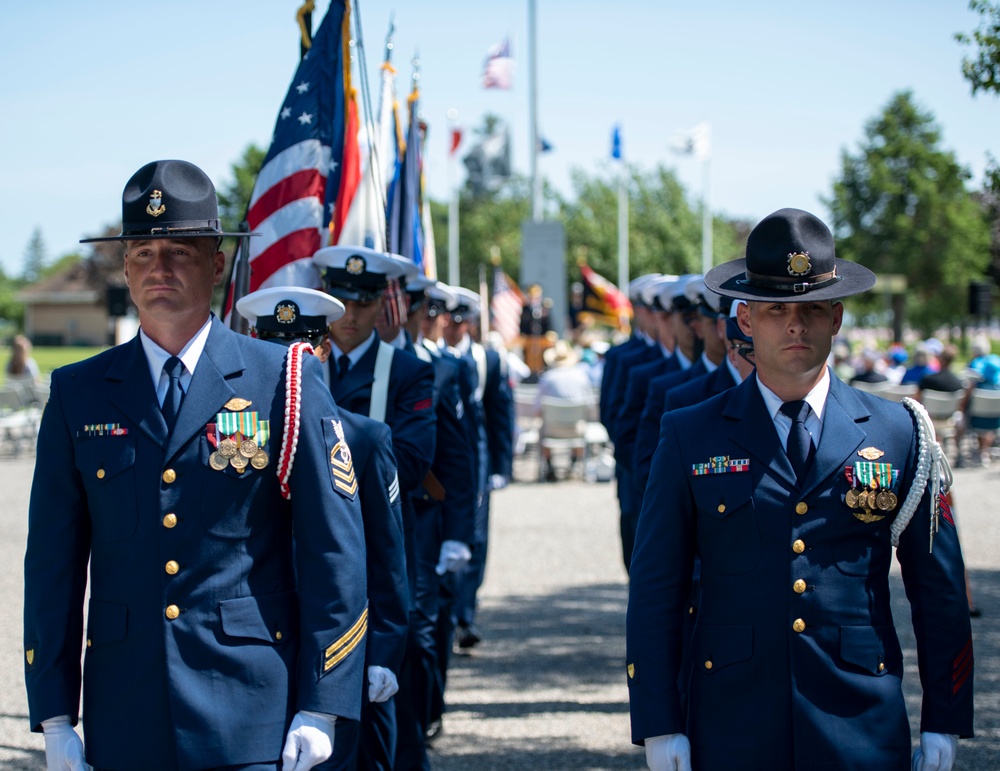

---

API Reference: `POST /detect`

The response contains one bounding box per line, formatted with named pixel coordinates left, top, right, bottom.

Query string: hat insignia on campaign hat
left=787, top=252, right=810, bottom=276
left=146, top=190, right=165, bottom=217
left=346, top=255, right=366, bottom=275
left=275, top=302, right=298, bottom=324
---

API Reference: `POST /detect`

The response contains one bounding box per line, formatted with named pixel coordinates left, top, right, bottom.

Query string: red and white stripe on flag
left=491, top=268, right=525, bottom=344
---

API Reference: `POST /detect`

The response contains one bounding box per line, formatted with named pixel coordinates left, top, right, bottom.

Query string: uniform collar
left=329, top=330, right=378, bottom=367
left=139, top=315, right=212, bottom=400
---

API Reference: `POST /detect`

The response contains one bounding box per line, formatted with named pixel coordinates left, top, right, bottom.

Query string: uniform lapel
left=165, top=318, right=245, bottom=462
left=726, top=374, right=794, bottom=482
left=107, top=335, right=169, bottom=447
left=799, top=376, right=869, bottom=496
left=333, top=336, right=377, bottom=402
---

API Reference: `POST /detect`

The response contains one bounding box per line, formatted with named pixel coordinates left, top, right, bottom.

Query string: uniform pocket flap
left=840, top=625, right=901, bottom=674
left=691, top=472, right=753, bottom=519
left=78, top=438, right=136, bottom=481
left=86, top=599, right=127, bottom=647
left=220, top=591, right=298, bottom=643
left=693, top=623, right=753, bottom=672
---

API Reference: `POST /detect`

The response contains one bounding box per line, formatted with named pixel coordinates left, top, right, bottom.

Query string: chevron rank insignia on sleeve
left=329, top=420, right=358, bottom=499
left=388, top=471, right=399, bottom=504
left=323, top=606, right=368, bottom=675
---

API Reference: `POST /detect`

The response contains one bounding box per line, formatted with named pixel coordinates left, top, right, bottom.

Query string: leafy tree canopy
left=956, top=0, right=1000, bottom=96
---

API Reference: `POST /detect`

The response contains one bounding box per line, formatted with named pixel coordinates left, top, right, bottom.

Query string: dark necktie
left=337, top=354, right=351, bottom=381
left=780, top=400, right=814, bottom=483
left=161, top=356, right=185, bottom=432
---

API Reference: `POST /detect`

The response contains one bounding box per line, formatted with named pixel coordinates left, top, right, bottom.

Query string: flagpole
left=701, top=151, right=712, bottom=274
left=528, top=0, right=542, bottom=221
left=448, top=108, right=460, bottom=285
left=618, top=163, right=628, bottom=294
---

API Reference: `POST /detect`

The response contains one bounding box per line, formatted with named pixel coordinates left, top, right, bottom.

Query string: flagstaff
left=528, top=0, right=542, bottom=221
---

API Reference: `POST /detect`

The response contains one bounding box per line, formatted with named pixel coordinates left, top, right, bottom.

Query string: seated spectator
left=900, top=345, right=934, bottom=385
left=962, top=350, right=1000, bottom=466
left=6, top=334, right=40, bottom=385
left=884, top=344, right=908, bottom=384
left=831, top=341, right=854, bottom=382
left=917, top=344, right=964, bottom=394
left=535, top=340, right=594, bottom=481
left=849, top=349, right=889, bottom=386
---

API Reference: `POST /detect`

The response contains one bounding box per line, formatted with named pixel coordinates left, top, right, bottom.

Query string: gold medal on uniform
left=219, top=438, right=239, bottom=458
left=251, top=449, right=269, bottom=470
left=230, top=453, right=249, bottom=471
left=239, top=438, right=259, bottom=458
left=845, top=488, right=860, bottom=509
left=209, top=451, right=229, bottom=471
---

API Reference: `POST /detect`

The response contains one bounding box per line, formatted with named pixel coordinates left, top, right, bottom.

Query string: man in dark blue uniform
left=310, top=245, right=438, bottom=770
left=628, top=208, right=973, bottom=770
left=24, top=160, right=368, bottom=771
left=237, top=286, right=410, bottom=771
left=440, top=287, right=514, bottom=650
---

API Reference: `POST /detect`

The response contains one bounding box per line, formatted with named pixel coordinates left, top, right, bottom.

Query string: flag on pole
left=449, top=128, right=462, bottom=155
left=482, top=37, right=514, bottom=89
left=579, top=263, right=632, bottom=330
left=611, top=124, right=622, bottom=160
left=332, top=87, right=361, bottom=243
left=224, top=0, right=348, bottom=320
left=463, top=126, right=511, bottom=195
left=490, top=265, right=526, bottom=344
left=670, top=121, right=711, bottom=160
left=387, top=82, right=424, bottom=272
left=375, top=40, right=400, bottom=191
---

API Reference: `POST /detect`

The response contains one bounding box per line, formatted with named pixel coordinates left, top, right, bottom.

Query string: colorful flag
left=611, top=124, right=622, bottom=160
left=538, top=136, right=553, bottom=153
left=449, top=128, right=463, bottom=155
left=579, top=263, right=632, bottom=330
left=332, top=87, right=361, bottom=243
left=225, top=0, right=348, bottom=319
left=482, top=37, right=514, bottom=89
left=387, top=84, right=424, bottom=271
left=490, top=265, right=526, bottom=344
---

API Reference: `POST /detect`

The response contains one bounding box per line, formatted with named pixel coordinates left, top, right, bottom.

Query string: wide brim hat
left=236, top=286, right=344, bottom=337
left=543, top=340, right=580, bottom=368
left=705, top=208, right=876, bottom=302
left=81, top=159, right=254, bottom=243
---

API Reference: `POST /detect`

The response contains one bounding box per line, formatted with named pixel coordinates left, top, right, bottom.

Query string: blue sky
left=2, top=0, right=999, bottom=276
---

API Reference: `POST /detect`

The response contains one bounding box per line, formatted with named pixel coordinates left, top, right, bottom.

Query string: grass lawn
left=15, top=347, right=108, bottom=379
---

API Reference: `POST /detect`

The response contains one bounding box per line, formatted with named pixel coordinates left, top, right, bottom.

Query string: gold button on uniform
left=688, top=606, right=695, bottom=615
left=878, top=663, right=885, bottom=672
left=704, top=660, right=713, bottom=670
left=276, top=631, right=283, bottom=641
left=87, top=639, right=92, bottom=647
left=792, top=618, right=806, bottom=633
left=96, top=469, right=106, bottom=479
left=165, top=560, right=179, bottom=575
left=717, top=504, right=726, bottom=514
left=793, top=579, right=807, bottom=594
left=165, top=605, right=180, bottom=620
left=162, top=469, right=177, bottom=484
left=163, top=513, right=177, bottom=528
left=792, top=539, right=805, bottom=554
left=795, top=502, right=808, bottom=515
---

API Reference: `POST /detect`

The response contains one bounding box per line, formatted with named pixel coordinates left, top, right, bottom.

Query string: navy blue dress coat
left=627, top=372, right=973, bottom=770
left=24, top=318, right=368, bottom=771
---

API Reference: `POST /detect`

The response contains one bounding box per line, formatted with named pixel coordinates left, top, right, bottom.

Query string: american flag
left=490, top=266, right=525, bottom=344
left=225, top=0, right=347, bottom=320
left=482, top=37, right=514, bottom=90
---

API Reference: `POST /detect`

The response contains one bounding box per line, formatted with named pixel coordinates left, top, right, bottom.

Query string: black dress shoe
left=970, top=607, right=983, bottom=618
left=425, top=718, right=443, bottom=745
left=456, top=623, right=482, bottom=649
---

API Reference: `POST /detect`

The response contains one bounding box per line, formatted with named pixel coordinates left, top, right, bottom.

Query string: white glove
left=367, top=665, right=399, bottom=703
left=644, top=733, right=691, bottom=771
left=41, top=716, right=87, bottom=771
left=912, top=732, right=958, bottom=771
left=436, top=540, right=472, bottom=575
left=489, top=473, right=508, bottom=491
left=281, top=710, right=337, bottom=771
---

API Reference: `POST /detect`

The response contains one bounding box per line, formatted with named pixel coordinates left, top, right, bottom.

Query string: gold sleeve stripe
left=324, top=611, right=367, bottom=672
left=325, top=607, right=368, bottom=660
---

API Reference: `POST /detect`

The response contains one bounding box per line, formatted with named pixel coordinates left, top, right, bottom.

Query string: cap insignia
left=275, top=302, right=298, bottom=324
left=25, top=648, right=34, bottom=666
left=787, top=252, right=811, bottom=276
left=346, top=255, right=366, bottom=275
left=146, top=189, right=166, bottom=217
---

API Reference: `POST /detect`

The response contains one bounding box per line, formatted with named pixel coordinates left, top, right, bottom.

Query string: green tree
left=218, top=144, right=266, bottom=232
left=956, top=0, right=1000, bottom=96
left=979, top=154, right=1000, bottom=285
left=22, top=227, right=47, bottom=284
left=826, top=91, right=990, bottom=332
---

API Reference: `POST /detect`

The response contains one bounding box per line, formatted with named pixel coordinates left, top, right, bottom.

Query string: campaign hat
left=81, top=159, right=254, bottom=243
left=312, top=245, right=406, bottom=303
left=236, top=286, right=344, bottom=340
left=705, top=208, right=876, bottom=302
